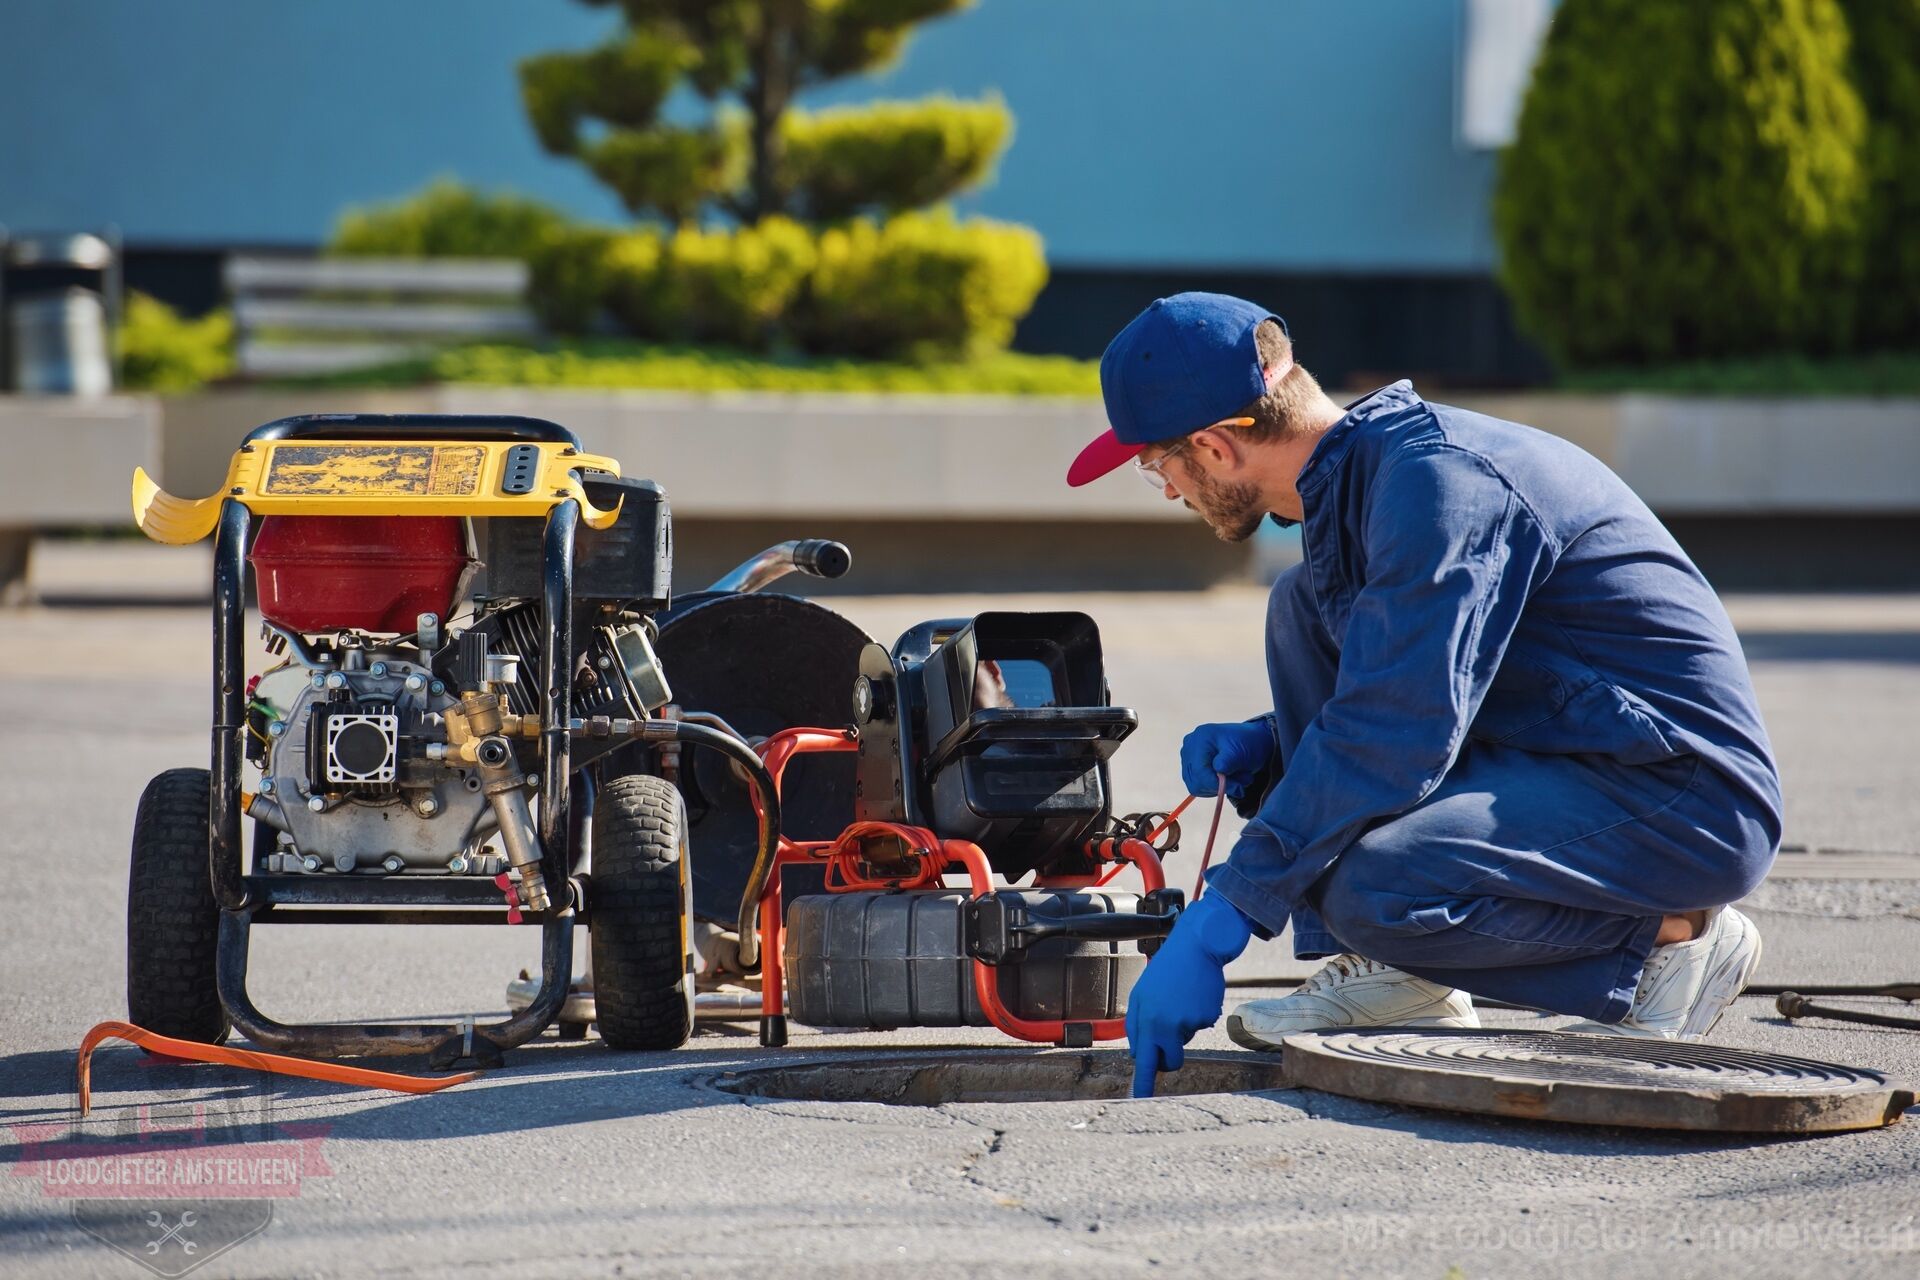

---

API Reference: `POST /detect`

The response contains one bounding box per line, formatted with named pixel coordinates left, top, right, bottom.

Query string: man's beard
left=1184, top=469, right=1267, bottom=542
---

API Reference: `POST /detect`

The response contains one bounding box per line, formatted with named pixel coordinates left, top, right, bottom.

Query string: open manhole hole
left=709, top=1050, right=1287, bottom=1106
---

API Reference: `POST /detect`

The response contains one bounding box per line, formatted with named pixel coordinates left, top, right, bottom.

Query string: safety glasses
left=1133, top=417, right=1254, bottom=490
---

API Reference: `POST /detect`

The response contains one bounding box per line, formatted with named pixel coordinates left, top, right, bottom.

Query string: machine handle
left=244, top=413, right=583, bottom=448
left=965, top=890, right=1183, bottom=964
left=791, top=539, right=852, bottom=579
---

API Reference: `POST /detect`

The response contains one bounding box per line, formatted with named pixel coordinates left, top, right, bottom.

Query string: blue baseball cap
left=1067, top=292, right=1288, bottom=487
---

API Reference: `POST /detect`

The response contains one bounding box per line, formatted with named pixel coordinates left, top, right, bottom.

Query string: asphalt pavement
left=2, top=544, right=1917, bottom=1279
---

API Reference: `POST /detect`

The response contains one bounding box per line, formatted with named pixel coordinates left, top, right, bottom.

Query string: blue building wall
left=1, top=0, right=1498, bottom=271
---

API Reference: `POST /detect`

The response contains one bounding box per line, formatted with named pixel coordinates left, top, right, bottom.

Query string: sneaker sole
left=1225, top=1011, right=1481, bottom=1052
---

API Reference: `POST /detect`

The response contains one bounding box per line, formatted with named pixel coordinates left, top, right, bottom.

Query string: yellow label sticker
left=263, top=446, right=486, bottom=497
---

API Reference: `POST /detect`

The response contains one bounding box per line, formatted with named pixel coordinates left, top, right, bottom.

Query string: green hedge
left=1838, top=0, right=1920, bottom=349
left=794, top=209, right=1048, bottom=357
left=782, top=96, right=1011, bottom=221
left=118, top=293, right=234, bottom=392
left=328, top=178, right=571, bottom=259
left=526, top=209, right=1048, bottom=358
left=279, top=340, right=1101, bottom=397
left=1494, top=0, right=1868, bottom=367
left=525, top=226, right=620, bottom=335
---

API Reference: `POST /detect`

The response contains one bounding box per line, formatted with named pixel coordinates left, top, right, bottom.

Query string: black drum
left=651, top=592, right=873, bottom=922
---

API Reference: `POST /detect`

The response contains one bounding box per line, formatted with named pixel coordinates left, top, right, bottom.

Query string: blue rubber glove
left=1179, top=720, right=1274, bottom=800
left=1127, top=892, right=1255, bottom=1097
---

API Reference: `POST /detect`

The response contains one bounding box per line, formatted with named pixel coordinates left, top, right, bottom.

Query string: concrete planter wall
left=4, top=386, right=1918, bottom=594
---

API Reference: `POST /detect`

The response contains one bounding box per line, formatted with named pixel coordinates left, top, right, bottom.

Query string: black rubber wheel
left=127, top=768, right=230, bottom=1044
left=590, top=774, right=695, bottom=1050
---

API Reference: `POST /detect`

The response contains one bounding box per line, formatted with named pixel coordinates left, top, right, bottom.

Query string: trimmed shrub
left=601, top=219, right=816, bottom=349
left=119, top=293, right=234, bottom=393
left=782, top=96, right=1011, bottom=220
left=794, top=209, right=1048, bottom=358
left=659, top=217, right=816, bottom=348
left=581, top=127, right=744, bottom=225
left=328, top=178, right=570, bottom=259
left=526, top=226, right=620, bottom=335
left=1837, top=0, right=1920, bottom=349
left=1494, top=0, right=1867, bottom=366
left=602, top=229, right=669, bottom=342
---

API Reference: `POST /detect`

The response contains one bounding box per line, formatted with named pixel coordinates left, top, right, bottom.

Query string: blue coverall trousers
left=1266, top=568, right=1778, bottom=1023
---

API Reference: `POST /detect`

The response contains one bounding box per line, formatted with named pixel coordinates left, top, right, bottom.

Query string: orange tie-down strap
left=77, top=1021, right=478, bottom=1117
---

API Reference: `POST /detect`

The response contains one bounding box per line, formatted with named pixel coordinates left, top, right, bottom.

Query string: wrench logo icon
left=145, top=1210, right=198, bottom=1256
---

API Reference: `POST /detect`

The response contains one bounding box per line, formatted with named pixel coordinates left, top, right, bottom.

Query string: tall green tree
left=1493, top=0, right=1868, bottom=367
left=1836, top=0, right=1920, bottom=349
left=520, top=0, right=1010, bottom=226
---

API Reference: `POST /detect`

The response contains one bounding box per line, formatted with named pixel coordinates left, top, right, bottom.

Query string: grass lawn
left=271, top=338, right=1102, bottom=397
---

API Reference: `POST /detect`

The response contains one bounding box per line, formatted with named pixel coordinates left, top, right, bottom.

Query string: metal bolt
left=448, top=854, right=469, bottom=874
left=311, top=674, right=326, bottom=690
left=381, top=855, right=405, bottom=873
left=596, top=655, right=613, bottom=670
left=430, top=680, right=446, bottom=696
left=259, top=777, right=275, bottom=794
left=268, top=720, right=286, bottom=738
left=414, top=794, right=440, bottom=817
left=307, top=795, right=327, bottom=812
left=325, top=672, right=347, bottom=690
left=405, top=673, right=427, bottom=693
left=370, top=662, right=389, bottom=678
left=334, top=852, right=358, bottom=872
left=300, top=854, right=322, bottom=872
left=525, top=774, right=540, bottom=791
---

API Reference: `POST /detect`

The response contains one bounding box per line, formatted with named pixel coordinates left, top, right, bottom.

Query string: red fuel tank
left=250, top=516, right=472, bottom=635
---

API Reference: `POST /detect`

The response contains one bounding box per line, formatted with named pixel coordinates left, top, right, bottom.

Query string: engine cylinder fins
left=650, top=592, right=875, bottom=923
left=1277, top=1028, right=1917, bottom=1133
left=319, top=700, right=399, bottom=794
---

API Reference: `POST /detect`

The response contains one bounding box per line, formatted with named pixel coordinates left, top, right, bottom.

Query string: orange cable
left=77, top=1021, right=479, bottom=1117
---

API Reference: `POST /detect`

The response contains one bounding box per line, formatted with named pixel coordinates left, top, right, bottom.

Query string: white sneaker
left=1563, top=906, right=1762, bottom=1041
left=1226, top=954, right=1480, bottom=1049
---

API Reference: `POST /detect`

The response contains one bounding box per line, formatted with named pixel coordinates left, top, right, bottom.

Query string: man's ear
left=1187, top=426, right=1242, bottom=470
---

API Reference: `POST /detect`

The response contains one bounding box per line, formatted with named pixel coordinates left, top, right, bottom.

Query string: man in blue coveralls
left=1065, top=294, right=1783, bottom=1097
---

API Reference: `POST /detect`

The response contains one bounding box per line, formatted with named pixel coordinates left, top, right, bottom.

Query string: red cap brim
left=1066, top=429, right=1144, bottom=487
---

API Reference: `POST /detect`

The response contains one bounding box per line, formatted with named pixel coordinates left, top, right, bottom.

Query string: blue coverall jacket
left=1207, top=382, right=1783, bottom=1020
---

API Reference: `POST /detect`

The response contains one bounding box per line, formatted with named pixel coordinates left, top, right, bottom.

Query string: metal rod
left=218, top=908, right=574, bottom=1057
left=253, top=908, right=521, bottom=926
left=707, top=541, right=808, bottom=594
left=539, top=498, right=578, bottom=912
left=248, top=874, right=515, bottom=906
left=1777, top=992, right=1920, bottom=1031
left=210, top=498, right=252, bottom=912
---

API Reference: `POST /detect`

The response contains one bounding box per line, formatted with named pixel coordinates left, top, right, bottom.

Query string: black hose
left=641, top=720, right=781, bottom=970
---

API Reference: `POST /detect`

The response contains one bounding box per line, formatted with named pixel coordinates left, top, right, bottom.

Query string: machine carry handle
left=245, top=413, right=583, bottom=448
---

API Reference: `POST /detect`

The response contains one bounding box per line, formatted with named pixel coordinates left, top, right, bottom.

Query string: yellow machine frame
left=132, top=439, right=623, bottom=545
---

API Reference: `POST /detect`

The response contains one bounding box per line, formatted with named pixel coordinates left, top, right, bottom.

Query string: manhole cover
left=1283, top=1029, right=1916, bottom=1133
left=709, top=1050, right=1288, bottom=1106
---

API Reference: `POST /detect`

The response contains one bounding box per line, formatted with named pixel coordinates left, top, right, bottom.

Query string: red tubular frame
left=748, top=727, right=1167, bottom=1045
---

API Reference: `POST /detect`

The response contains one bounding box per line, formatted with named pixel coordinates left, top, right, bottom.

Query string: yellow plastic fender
left=132, top=439, right=624, bottom=544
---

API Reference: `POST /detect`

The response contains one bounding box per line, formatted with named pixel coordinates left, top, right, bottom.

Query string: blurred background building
left=0, top=0, right=1554, bottom=389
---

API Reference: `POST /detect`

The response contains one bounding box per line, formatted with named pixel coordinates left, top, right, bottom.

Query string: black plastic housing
left=853, top=611, right=1136, bottom=881
left=483, top=475, right=671, bottom=609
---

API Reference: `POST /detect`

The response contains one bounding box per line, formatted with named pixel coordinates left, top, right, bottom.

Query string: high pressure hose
left=626, top=718, right=781, bottom=970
